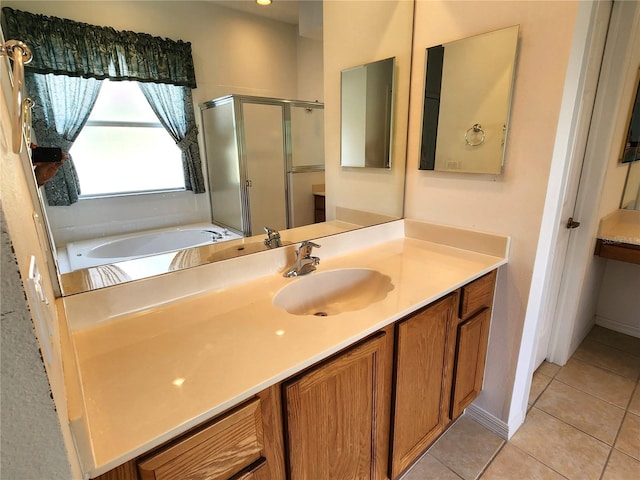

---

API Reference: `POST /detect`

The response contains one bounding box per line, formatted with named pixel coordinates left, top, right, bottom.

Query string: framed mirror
left=620, top=68, right=640, bottom=165
left=419, top=25, right=519, bottom=174
left=620, top=68, right=640, bottom=210
left=340, top=57, right=395, bottom=169
left=3, top=0, right=414, bottom=295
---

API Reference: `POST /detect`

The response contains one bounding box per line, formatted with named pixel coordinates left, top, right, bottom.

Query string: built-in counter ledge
left=595, top=209, right=640, bottom=265
left=61, top=219, right=509, bottom=331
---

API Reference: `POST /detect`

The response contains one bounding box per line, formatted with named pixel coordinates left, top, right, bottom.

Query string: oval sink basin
left=273, top=268, right=394, bottom=316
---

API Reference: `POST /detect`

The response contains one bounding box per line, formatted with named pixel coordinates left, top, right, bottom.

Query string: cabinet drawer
left=459, top=270, right=496, bottom=320
left=138, top=398, right=264, bottom=480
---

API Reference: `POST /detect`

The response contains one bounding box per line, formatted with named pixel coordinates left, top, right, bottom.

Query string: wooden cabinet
left=389, top=293, right=459, bottom=479
left=451, top=270, right=497, bottom=419
left=138, top=398, right=264, bottom=480
left=283, top=327, right=394, bottom=480
left=595, top=238, right=640, bottom=265
left=313, top=194, right=326, bottom=223
left=93, top=386, right=285, bottom=480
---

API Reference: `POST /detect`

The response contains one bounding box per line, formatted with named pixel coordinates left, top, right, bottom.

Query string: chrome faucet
left=263, top=226, right=282, bottom=249
left=202, top=229, right=224, bottom=241
left=283, top=241, right=321, bottom=277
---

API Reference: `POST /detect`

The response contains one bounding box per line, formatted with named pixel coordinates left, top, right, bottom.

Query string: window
left=70, top=79, right=184, bottom=197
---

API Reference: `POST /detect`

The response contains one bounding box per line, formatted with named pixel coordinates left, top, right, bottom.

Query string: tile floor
left=401, top=325, right=640, bottom=479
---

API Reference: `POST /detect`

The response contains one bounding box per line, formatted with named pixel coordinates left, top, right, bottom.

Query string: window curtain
left=2, top=7, right=203, bottom=204
left=26, top=73, right=102, bottom=205
left=1, top=7, right=196, bottom=87
left=139, top=83, right=205, bottom=193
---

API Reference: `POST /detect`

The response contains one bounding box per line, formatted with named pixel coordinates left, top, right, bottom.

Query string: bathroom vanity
left=60, top=220, right=508, bottom=480
left=595, top=209, right=640, bottom=264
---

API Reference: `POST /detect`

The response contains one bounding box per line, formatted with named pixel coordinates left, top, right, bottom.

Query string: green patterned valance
left=1, top=7, right=197, bottom=88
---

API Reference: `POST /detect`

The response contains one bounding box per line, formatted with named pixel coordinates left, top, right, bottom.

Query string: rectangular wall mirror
left=419, top=26, right=519, bottom=174
left=340, top=57, right=395, bottom=169
left=620, top=68, right=639, bottom=164
left=620, top=69, right=640, bottom=210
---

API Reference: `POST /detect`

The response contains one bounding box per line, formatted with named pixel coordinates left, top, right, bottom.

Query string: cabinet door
left=390, top=293, right=458, bottom=479
left=450, top=308, right=492, bottom=419
left=284, top=328, right=393, bottom=480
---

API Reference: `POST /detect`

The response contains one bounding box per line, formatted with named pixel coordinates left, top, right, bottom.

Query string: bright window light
left=70, top=79, right=184, bottom=197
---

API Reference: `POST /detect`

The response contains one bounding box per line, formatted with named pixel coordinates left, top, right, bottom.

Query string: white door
left=533, top=0, right=612, bottom=368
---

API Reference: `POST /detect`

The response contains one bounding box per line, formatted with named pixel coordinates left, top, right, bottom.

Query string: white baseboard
left=594, top=315, right=640, bottom=338
left=465, top=403, right=511, bottom=440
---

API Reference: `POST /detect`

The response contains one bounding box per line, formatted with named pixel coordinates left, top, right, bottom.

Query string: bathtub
left=63, top=223, right=241, bottom=272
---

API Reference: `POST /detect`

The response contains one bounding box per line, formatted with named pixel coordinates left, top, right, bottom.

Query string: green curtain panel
left=26, top=72, right=102, bottom=205
left=1, top=7, right=196, bottom=87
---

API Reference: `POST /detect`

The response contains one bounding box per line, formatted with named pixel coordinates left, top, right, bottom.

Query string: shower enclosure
left=200, top=95, right=324, bottom=237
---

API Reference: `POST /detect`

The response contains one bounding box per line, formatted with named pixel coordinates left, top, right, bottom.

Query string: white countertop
left=598, top=209, right=640, bottom=246
left=61, top=219, right=509, bottom=477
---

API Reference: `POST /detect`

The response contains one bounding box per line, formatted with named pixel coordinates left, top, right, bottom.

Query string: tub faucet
left=202, top=229, right=223, bottom=241
left=284, top=241, right=321, bottom=277
left=264, top=226, right=282, bottom=249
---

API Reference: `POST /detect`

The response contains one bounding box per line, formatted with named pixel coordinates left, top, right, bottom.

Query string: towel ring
left=465, top=123, right=486, bottom=147
left=1, top=40, right=33, bottom=153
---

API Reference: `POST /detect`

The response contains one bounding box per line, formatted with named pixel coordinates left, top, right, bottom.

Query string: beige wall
left=324, top=0, right=412, bottom=220
left=596, top=260, right=640, bottom=336
left=0, top=26, right=81, bottom=475
left=404, top=0, right=579, bottom=421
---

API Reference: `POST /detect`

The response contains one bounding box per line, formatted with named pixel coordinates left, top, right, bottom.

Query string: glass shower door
left=241, top=101, right=288, bottom=235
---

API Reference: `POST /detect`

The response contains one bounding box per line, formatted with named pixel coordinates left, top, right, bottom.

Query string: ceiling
left=212, top=0, right=300, bottom=25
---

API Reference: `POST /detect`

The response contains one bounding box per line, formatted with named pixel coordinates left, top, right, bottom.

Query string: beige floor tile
left=602, top=449, right=640, bottom=480
left=536, top=361, right=561, bottom=378
left=586, top=326, right=640, bottom=357
left=555, top=358, right=635, bottom=408
left=509, top=408, right=610, bottom=480
left=573, top=338, right=640, bottom=380
left=529, top=371, right=552, bottom=406
left=629, top=384, right=640, bottom=415
left=401, top=453, right=462, bottom=480
left=535, top=380, right=625, bottom=444
left=480, top=444, right=565, bottom=480
left=615, top=412, right=640, bottom=461
left=428, top=416, right=504, bottom=480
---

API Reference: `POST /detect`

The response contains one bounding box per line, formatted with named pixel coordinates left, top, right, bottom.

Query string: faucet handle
left=300, top=240, right=321, bottom=249
left=298, top=240, right=321, bottom=258
left=263, top=226, right=282, bottom=248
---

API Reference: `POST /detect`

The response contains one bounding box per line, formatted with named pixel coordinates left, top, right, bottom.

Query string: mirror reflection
left=419, top=25, right=519, bottom=174
left=201, top=95, right=324, bottom=237
left=341, top=57, right=395, bottom=169
left=620, top=69, right=639, bottom=211
left=3, top=0, right=413, bottom=295
left=622, top=159, right=640, bottom=210
left=620, top=68, right=640, bottom=165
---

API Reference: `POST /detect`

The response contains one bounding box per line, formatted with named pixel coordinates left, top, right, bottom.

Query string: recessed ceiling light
left=256, top=0, right=272, bottom=6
